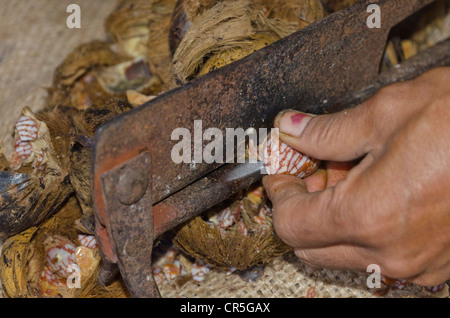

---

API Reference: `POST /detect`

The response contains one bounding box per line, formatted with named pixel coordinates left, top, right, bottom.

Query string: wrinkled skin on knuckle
left=324, top=181, right=352, bottom=236
left=272, top=188, right=334, bottom=249
left=271, top=196, right=314, bottom=248
left=271, top=199, right=299, bottom=247
left=269, top=180, right=307, bottom=247
left=369, top=82, right=412, bottom=139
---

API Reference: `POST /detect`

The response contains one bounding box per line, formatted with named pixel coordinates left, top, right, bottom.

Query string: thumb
left=274, top=106, right=375, bottom=161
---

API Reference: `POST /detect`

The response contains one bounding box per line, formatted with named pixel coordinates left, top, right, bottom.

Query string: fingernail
left=274, top=110, right=313, bottom=137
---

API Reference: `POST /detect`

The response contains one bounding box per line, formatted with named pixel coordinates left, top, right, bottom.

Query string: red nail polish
left=291, top=113, right=308, bottom=125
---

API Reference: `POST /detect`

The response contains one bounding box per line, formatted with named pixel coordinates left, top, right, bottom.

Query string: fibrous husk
left=47, top=41, right=128, bottom=109
left=28, top=197, right=128, bottom=298
left=67, top=99, right=134, bottom=230
left=176, top=0, right=218, bottom=22
left=0, top=171, right=72, bottom=241
left=171, top=0, right=299, bottom=84
left=0, top=197, right=129, bottom=298
left=145, top=0, right=179, bottom=88
left=196, top=32, right=280, bottom=77
left=173, top=184, right=292, bottom=271
left=252, top=0, right=326, bottom=29
left=320, top=0, right=361, bottom=13
left=49, top=0, right=176, bottom=109
left=170, top=0, right=326, bottom=52
left=105, top=0, right=157, bottom=58
left=173, top=217, right=291, bottom=271
left=52, top=41, right=127, bottom=88
left=168, top=0, right=220, bottom=57
left=47, top=42, right=162, bottom=109
left=0, top=107, right=73, bottom=239
left=105, top=0, right=178, bottom=89
left=0, top=97, right=133, bottom=240
left=0, top=226, right=38, bottom=297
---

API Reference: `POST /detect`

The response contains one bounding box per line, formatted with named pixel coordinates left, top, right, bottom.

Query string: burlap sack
left=0, top=0, right=448, bottom=298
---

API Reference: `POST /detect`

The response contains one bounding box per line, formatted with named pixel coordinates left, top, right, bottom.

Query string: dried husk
left=0, top=197, right=81, bottom=298
left=145, top=0, right=179, bottom=88
left=171, top=0, right=298, bottom=84
left=0, top=97, right=133, bottom=240
left=173, top=183, right=292, bottom=271
left=320, top=0, right=361, bottom=13
left=30, top=197, right=127, bottom=298
left=105, top=0, right=178, bottom=89
left=52, top=41, right=126, bottom=88
left=67, top=99, right=134, bottom=229
left=105, top=0, right=159, bottom=58
left=177, top=0, right=218, bottom=22
left=0, top=227, right=38, bottom=297
left=0, top=172, right=72, bottom=240
left=49, top=0, right=176, bottom=109
left=169, top=0, right=222, bottom=57
left=252, top=0, right=326, bottom=29
left=173, top=216, right=291, bottom=271
left=47, top=41, right=128, bottom=108
left=196, top=33, right=280, bottom=77
left=0, top=197, right=128, bottom=298
left=170, top=0, right=326, bottom=53
left=0, top=107, right=74, bottom=239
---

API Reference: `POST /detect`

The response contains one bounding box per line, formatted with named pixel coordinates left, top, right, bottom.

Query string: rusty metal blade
left=153, top=161, right=265, bottom=237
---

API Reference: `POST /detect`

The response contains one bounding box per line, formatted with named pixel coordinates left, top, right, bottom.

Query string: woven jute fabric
left=0, top=0, right=117, bottom=154
left=157, top=253, right=446, bottom=298
left=0, top=1, right=448, bottom=299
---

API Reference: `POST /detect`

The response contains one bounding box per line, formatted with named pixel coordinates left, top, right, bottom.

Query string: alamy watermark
left=171, top=120, right=280, bottom=173
left=366, top=4, right=381, bottom=29
left=66, top=264, right=81, bottom=289
left=66, top=4, right=81, bottom=29
left=366, top=264, right=382, bottom=288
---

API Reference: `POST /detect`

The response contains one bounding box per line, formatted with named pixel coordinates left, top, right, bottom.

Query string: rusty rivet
left=117, top=168, right=149, bottom=205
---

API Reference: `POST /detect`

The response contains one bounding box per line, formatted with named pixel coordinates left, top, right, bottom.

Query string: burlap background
left=0, top=0, right=118, bottom=153
left=0, top=0, right=447, bottom=298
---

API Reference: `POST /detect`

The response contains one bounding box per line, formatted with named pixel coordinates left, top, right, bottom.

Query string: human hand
left=263, top=67, right=450, bottom=286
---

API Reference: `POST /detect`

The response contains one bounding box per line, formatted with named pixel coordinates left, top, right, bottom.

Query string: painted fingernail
left=274, top=110, right=313, bottom=137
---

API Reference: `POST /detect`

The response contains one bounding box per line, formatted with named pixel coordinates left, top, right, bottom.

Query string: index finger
left=262, top=174, right=349, bottom=249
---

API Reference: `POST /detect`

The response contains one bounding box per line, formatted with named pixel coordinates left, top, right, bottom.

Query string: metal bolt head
left=117, top=169, right=149, bottom=205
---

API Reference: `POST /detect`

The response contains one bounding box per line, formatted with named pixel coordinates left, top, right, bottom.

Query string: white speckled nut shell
left=260, top=131, right=320, bottom=178
left=44, top=236, right=77, bottom=278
